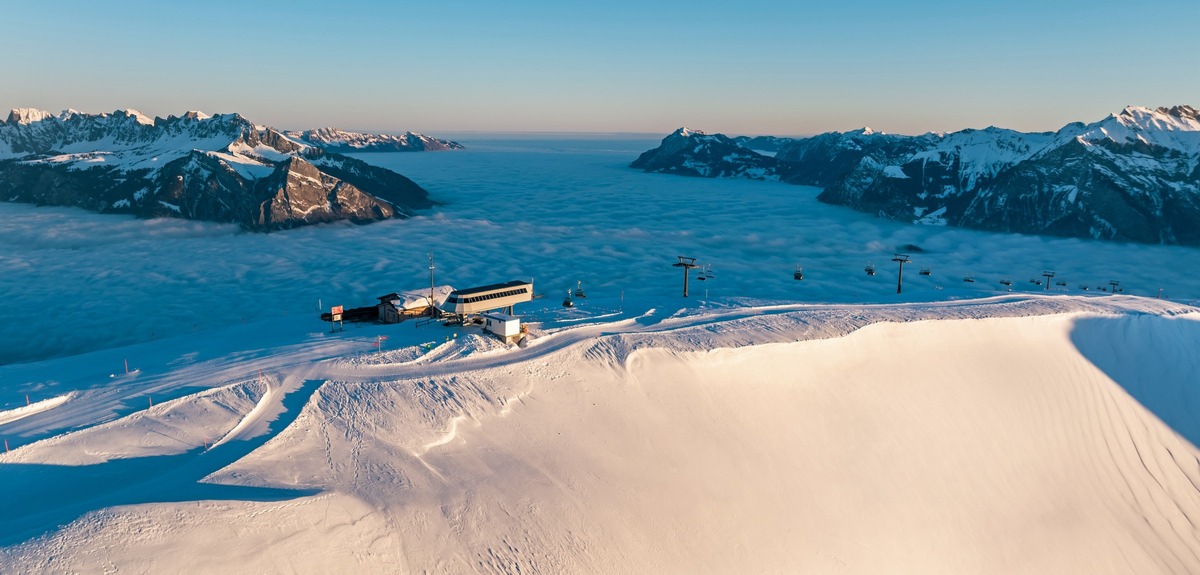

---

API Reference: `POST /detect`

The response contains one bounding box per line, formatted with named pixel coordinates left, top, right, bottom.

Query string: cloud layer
left=1, top=136, right=1195, bottom=365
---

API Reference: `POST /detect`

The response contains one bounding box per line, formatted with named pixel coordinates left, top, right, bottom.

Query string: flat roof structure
left=443, top=280, right=532, bottom=316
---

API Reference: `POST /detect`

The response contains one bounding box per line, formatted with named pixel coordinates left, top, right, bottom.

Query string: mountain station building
left=442, top=280, right=533, bottom=318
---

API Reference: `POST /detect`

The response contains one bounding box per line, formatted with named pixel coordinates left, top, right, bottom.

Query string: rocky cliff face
left=285, top=127, right=463, bottom=152
left=631, top=106, right=1200, bottom=245
left=0, top=108, right=432, bottom=231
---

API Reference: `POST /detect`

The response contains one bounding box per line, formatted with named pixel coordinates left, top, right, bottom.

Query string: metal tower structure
left=673, top=256, right=700, bottom=297
left=892, top=253, right=911, bottom=294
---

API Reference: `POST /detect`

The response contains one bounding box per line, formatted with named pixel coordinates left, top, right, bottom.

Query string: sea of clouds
left=1, top=135, right=1196, bottom=365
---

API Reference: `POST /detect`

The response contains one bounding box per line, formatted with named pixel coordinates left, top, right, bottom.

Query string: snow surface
left=3, top=293, right=1199, bottom=572
left=386, top=284, right=455, bottom=310
left=2, top=135, right=1200, bottom=572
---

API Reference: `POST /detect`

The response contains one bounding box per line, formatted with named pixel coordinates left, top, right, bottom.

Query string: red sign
left=331, top=305, right=344, bottom=315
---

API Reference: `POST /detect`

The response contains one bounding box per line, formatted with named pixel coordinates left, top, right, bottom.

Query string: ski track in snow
left=2, top=293, right=1199, bottom=572
left=5, top=293, right=1191, bottom=454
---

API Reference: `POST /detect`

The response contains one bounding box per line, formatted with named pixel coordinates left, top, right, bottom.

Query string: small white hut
left=481, top=312, right=522, bottom=343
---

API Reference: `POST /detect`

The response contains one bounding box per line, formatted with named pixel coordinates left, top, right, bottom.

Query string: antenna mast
left=428, top=253, right=436, bottom=316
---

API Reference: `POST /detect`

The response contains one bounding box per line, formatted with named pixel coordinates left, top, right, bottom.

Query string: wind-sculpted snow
left=2, top=294, right=1199, bottom=572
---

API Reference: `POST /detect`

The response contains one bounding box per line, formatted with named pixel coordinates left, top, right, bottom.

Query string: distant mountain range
left=284, top=127, right=463, bottom=152
left=0, top=108, right=457, bottom=231
left=633, top=106, right=1200, bottom=245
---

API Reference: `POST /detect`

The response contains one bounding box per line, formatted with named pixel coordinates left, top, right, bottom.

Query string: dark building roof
left=449, top=280, right=531, bottom=297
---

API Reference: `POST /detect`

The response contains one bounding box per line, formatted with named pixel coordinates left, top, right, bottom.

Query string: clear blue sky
left=3, top=0, right=1197, bottom=136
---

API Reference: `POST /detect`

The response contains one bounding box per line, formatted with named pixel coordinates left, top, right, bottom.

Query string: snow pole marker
left=124, top=358, right=129, bottom=375
left=26, top=394, right=30, bottom=406
left=4, top=438, right=8, bottom=453
left=148, top=396, right=153, bottom=409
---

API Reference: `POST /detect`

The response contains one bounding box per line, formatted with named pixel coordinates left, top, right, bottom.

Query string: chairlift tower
left=1110, top=280, right=1120, bottom=295
left=1042, top=270, right=1055, bottom=291
left=892, top=253, right=910, bottom=294
left=673, top=256, right=700, bottom=297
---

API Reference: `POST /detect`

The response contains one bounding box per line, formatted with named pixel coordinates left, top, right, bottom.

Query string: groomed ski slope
left=2, top=294, right=1200, bottom=573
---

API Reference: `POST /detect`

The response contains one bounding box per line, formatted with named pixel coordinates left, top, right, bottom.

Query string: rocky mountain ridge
left=286, top=127, right=463, bottom=152
left=631, top=106, right=1200, bottom=245
left=0, top=108, right=434, bottom=231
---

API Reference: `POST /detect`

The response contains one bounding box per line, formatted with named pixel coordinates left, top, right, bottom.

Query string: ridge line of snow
left=0, top=393, right=75, bottom=426
left=209, top=378, right=276, bottom=449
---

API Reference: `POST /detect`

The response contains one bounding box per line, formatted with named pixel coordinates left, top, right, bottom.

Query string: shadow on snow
left=1070, top=314, right=1200, bottom=448
left=0, top=379, right=326, bottom=546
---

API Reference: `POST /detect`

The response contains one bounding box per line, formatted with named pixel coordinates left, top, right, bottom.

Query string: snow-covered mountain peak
left=117, top=108, right=156, bottom=126
left=0, top=106, right=435, bottom=230
left=1161, top=105, right=1200, bottom=121
left=1073, top=104, right=1200, bottom=155
left=672, top=127, right=706, bottom=138
left=284, top=126, right=463, bottom=152
left=1115, top=105, right=1200, bottom=132
left=6, top=108, right=55, bottom=125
